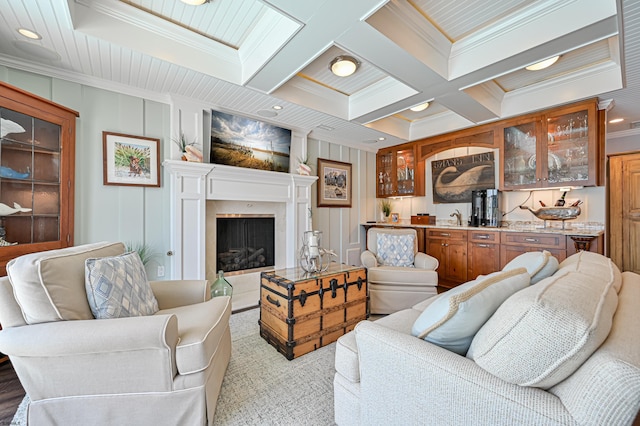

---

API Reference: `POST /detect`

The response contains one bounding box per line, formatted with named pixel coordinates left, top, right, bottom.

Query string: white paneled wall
left=308, top=138, right=376, bottom=267
left=0, top=66, right=173, bottom=280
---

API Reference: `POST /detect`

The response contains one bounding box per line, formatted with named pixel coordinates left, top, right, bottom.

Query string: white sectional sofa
left=334, top=251, right=640, bottom=425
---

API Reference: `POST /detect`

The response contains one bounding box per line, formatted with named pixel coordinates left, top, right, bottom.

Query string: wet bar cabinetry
left=0, top=82, right=77, bottom=276
left=366, top=224, right=604, bottom=289
left=500, top=232, right=567, bottom=266
left=501, top=99, right=600, bottom=190
left=376, top=143, right=424, bottom=198
left=467, top=230, right=500, bottom=280
left=426, top=228, right=467, bottom=288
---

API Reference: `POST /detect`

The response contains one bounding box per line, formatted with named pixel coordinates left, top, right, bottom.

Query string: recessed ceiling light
left=272, top=105, right=283, bottom=110
left=17, top=28, right=41, bottom=40
left=180, top=0, right=208, bottom=5
left=525, top=56, right=560, bottom=71
left=329, top=56, right=360, bottom=77
left=609, top=118, right=624, bottom=124
left=317, top=124, right=334, bottom=131
left=256, top=109, right=277, bottom=118
left=378, top=137, right=386, bottom=141
left=410, top=102, right=430, bottom=112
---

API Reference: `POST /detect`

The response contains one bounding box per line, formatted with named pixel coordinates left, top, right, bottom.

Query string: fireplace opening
left=216, top=215, right=275, bottom=274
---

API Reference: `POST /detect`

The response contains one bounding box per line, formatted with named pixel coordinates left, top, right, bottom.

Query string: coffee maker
left=470, top=189, right=501, bottom=227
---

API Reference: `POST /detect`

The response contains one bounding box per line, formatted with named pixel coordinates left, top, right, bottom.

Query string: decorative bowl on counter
left=519, top=205, right=581, bottom=229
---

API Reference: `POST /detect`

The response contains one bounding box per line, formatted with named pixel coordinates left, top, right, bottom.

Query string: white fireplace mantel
left=164, top=160, right=317, bottom=279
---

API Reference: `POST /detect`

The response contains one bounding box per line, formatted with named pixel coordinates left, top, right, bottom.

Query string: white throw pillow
left=502, top=250, right=559, bottom=284
left=376, top=233, right=415, bottom=267
left=467, top=268, right=618, bottom=389
left=85, top=252, right=159, bottom=319
left=411, top=267, right=530, bottom=355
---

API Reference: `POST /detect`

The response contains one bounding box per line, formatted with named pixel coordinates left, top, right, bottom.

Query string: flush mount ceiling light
left=180, top=0, right=208, bottom=5
left=272, top=105, right=283, bottom=110
left=526, top=55, right=560, bottom=71
left=410, top=102, right=430, bottom=112
left=329, top=56, right=360, bottom=77
left=17, top=28, right=41, bottom=40
left=609, top=118, right=624, bottom=124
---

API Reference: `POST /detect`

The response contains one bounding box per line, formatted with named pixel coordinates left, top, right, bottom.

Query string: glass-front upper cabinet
left=545, top=103, right=597, bottom=186
left=502, top=118, right=541, bottom=189
left=501, top=99, right=599, bottom=190
left=376, top=144, right=424, bottom=198
left=0, top=81, right=77, bottom=276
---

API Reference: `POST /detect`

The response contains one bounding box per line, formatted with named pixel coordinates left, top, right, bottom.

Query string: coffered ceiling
left=0, top=0, right=637, bottom=151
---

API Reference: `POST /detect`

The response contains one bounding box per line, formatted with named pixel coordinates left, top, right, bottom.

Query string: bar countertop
left=362, top=220, right=604, bottom=237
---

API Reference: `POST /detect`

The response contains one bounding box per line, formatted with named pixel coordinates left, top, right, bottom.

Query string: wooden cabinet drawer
left=500, top=232, right=566, bottom=249
left=427, top=229, right=467, bottom=241
left=468, top=230, right=500, bottom=243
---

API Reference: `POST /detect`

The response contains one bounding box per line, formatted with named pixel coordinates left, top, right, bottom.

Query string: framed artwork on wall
left=102, top=131, right=161, bottom=187
left=209, top=109, right=291, bottom=173
left=317, top=158, right=352, bottom=208
left=431, top=151, right=495, bottom=203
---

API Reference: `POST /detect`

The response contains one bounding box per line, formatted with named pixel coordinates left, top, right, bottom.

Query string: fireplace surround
left=164, top=160, right=317, bottom=309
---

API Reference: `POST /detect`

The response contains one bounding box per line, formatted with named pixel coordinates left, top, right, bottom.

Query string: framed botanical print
left=103, top=132, right=160, bottom=187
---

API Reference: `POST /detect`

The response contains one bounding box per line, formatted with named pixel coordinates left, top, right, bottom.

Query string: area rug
left=12, top=308, right=338, bottom=425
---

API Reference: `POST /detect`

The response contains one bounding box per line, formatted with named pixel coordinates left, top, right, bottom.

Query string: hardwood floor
left=0, top=360, right=25, bottom=425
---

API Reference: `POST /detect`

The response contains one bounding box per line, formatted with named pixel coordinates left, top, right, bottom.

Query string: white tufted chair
left=361, top=228, right=439, bottom=314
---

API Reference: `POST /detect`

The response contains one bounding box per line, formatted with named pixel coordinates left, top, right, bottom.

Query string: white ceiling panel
left=0, top=0, right=636, bottom=150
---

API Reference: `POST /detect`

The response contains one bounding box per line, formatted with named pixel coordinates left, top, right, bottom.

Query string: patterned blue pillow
left=85, top=252, right=159, bottom=319
left=376, top=233, right=415, bottom=267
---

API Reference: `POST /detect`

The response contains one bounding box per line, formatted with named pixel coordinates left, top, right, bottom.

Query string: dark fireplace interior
left=216, top=216, right=275, bottom=273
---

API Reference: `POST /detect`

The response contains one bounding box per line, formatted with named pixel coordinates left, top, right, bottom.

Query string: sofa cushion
left=376, top=233, right=415, bottom=267
left=85, top=252, right=159, bottom=319
left=411, top=267, right=530, bottom=355
left=503, top=250, right=559, bottom=284
left=158, top=296, right=231, bottom=375
left=467, top=267, right=619, bottom=389
left=7, top=242, right=126, bottom=324
left=367, top=267, right=438, bottom=286
left=558, top=250, right=622, bottom=293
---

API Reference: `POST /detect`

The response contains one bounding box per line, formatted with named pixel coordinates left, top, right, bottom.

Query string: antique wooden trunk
left=259, top=263, right=368, bottom=360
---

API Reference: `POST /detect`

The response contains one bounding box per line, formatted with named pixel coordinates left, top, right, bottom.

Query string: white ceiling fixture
left=526, top=56, right=561, bottom=71
left=609, top=118, right=624, bottom=123
left=410, top=103, right=430, bottom=112
left=180, top=0, right=208, bottom=5
left=17, top=28, right=41, bottom=40
left=329, top=56, right=360, bottom=77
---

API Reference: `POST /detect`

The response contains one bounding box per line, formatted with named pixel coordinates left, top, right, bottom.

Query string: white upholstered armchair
left=362, top=227, right=439, bottom=314
left=0, top=242, right=231, bottom=426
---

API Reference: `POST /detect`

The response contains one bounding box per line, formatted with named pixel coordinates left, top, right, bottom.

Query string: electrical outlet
left=157, top=265, right=165, bottom=277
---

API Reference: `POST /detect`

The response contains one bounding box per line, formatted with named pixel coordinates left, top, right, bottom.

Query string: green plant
left=379, top=199, right=392, bottom=216
left=125, top=241, right=159, bottom=266
left=172, top=133, right=197, bottom=153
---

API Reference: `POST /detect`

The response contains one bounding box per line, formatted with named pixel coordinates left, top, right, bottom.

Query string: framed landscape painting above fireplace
left=209, top=109, right=291, bottom=173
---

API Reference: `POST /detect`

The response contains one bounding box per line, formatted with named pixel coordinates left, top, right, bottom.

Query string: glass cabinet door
left=377, top=151, right=394, bottom=197
left=545, top=107, right=593, bottom=185
left=396, top=147, right=416, bottom=195
left=0, top=107, right=61, bottom=245
left=502, top=120, right=540, bottom=188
